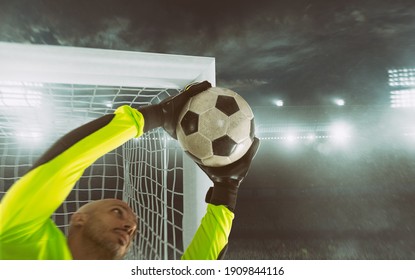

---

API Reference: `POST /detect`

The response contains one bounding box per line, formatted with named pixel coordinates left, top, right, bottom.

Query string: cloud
left=219, top=78, right=269, bottom=89
left=62, top=17, right=135, bottom=50
left=1, top=0, right=415, bottom=106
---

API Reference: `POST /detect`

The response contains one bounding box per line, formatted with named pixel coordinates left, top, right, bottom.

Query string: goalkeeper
left=0, top=81, right=259, bottom=260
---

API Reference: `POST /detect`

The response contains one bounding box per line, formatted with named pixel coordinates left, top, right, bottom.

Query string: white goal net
left=0, top=42, right=215, bottom=260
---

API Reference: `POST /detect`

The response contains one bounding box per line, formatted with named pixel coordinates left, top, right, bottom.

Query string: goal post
left=0, top=42, right=214, bottom=259
left=0, top=42, right=215, bottom=89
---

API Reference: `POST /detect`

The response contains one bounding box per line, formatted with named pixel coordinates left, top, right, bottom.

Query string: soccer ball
left=176, top=87, right=255, bottom=167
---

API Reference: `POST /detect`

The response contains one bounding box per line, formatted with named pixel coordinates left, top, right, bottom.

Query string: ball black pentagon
left=215, top=95, right=240, bottom=116
left=212, top=135, right=238, bottom=156
left=180, top=111, right=199, bottom=136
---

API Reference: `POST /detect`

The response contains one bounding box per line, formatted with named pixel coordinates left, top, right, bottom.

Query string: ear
left=70, top=212, right=87, bottom=227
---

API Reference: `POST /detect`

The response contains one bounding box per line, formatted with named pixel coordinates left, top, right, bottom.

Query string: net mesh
left=0, top=81, right=185, bottom=259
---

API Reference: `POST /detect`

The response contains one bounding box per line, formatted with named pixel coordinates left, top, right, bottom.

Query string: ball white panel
left=188, top=89, right=218, bottom=114
left=228, top=110, right=252, bottom=143
left=234, top=93, right=254, bottom=119
left=185, top=133, right=213, bottom=160
left=199, top=109, right=229, bottom=140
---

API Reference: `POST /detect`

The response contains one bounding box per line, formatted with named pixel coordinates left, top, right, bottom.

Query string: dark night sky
left=2, top=0, right=415, bottom=259
left=1, top=0, right=415, bottom=106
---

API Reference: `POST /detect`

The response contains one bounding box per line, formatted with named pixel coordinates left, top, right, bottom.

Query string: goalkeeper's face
left=75, top=199, right=138, bottom=259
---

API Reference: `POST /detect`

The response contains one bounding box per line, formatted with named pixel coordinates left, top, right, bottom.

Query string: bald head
left=76, top=199, right=134, bottom=215
left=68, top=198, right=138, bottom=260
left=70, top=198, right=138, bottom=231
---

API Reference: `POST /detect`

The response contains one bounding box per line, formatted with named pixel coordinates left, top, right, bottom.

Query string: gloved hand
left=198, top=137, right=260, bottom=212
left=139, top=81, right=211, bottom=135
left=160, top=81, right=211, bottom=139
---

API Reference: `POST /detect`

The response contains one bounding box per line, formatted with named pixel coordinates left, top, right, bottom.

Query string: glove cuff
left=205, top=183, right=238, bottom=212
left=139, top=104, right=163, bottom=133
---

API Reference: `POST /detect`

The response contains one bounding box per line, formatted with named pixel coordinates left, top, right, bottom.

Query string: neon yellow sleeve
left=181, top=204, right=234, bottom=260
left=0, top=105, right=144, bottom=259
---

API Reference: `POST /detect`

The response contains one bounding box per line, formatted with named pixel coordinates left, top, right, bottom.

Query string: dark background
left=1, top=0, right=415, bottom=259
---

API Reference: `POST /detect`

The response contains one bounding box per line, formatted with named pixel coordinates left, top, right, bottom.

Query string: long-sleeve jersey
left=0, top=105, right=233, bottom=260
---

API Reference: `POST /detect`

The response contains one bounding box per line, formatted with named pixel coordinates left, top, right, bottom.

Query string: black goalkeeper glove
left=160, top=81, right=211, bottom=139
left=139, top=81, right=212, bottom=136
left=198, top=137, right=260, bottom=212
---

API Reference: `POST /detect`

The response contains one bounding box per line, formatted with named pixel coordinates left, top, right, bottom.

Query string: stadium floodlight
left=388, top=68, right=415, bottom=87
left=273, top=99, right=284, bottom=107
left=334, top=98, right=345, bottom=106
left=390, top=89, right=415, bottom=108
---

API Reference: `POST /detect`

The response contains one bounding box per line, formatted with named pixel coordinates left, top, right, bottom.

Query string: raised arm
left=0, top=105, right=145, bottom=236
left=182, top=138, right=260, bottom=260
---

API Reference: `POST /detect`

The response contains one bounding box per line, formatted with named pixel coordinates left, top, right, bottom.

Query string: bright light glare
left=15, top=130, right=43, bottom=145
left=388, top=68, right=415, bottom=87
left=0, top=88, right=43, bottom=107
left=0, top=81, right=44, bottom=87
left=274, top=99, right=284, bottom=107
left=105, top=102, right=113, bottom=108
left=334, top=99, right=345, bottom=106
left=329, top=122, right=352, bottom=144
left=390, top=89, right=415, bottom=108
left=286, top=134, right=296, bottom=142
left=306, top=133, right=316, bottom=142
